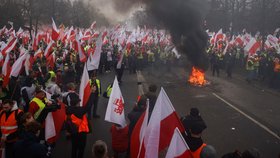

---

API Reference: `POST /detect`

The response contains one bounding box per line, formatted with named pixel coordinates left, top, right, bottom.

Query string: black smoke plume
left=113, top=0, right=210, bottom=71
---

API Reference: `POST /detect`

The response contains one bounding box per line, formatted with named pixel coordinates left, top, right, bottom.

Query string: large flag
left=139, top=88, right=185, bottom=158
left=44, top=40, right=54, bottom=57
left=1, top=37, right=17, bottom=56
left=44, top=91, right=66, bottom=143
left=244, top=38, right=261, bottom=56
left=76, top=37, right=87, bottom=63
left=214, top=29, right=224, bottom=44
left=165, top=128, right=192, bottom=158
left=10, top=52, right=28, bottom=77
left=105, top=77, right=126, bottom=127
left=51, top=18, right=60, bottom=41
left=86, top=36, right=102, bottom=71
left=130, top=100, right=149, bottom=158
left=2, top=52, right=11, bottom=87
left=79, top=64, right=91, bottom=107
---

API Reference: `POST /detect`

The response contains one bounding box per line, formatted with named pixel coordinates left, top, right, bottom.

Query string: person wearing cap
left=181, top=107, right=207, bottom=136
left=65, top=92, right=91, bottom=158
left=0, top=99, right=23, bottom=158
left=182, top=108, right=207, bottom=158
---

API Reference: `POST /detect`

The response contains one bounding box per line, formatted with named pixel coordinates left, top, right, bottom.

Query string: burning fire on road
left=188, top=66, right=209, bottom=87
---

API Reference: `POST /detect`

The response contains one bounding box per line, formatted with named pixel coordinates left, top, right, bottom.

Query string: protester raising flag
left=105, top=77, right=126, bottom=127
left=138, top=88, right=185, bottom=158
left=86, top=36, right=102, bottom=71
left=130, top=99, right=149, bottom=158
left=165, top=128, right=192, bottom=158
left=79, top=64, right=91, bottom=107
left=51, top=18, right=60, bottom=41
left=43, top=90, right=66, bottom=143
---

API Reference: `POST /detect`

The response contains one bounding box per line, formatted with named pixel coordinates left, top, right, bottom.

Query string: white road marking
left=213, top=93, right=280, bottom=140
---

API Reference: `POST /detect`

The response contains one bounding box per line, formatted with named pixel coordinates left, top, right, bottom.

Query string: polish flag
left=16, top=27, right=24, bottom=37
left=1, top=37, right=17, bottom=56
left=10, top=52, right=28, bottom=77
left=79, top=64, right=91, bottom=107
left=76, top=37, right=87, bottom=63
left=235, top=35, right=244, bottom=46
left=86, top=36, right=102, bottom=71
left=244, top=38, right=261, bottom=56
left=105, top=76, right=127, bottom=127
left=51, top=18, right=60, bottom=41
left=34, top=48, right=43, bottom=60
left=2, top=52, right=11, bottom=87
left=44, top=91, right=66, bottom=143
left=165, top=128, right=192, bottom=158
left=90, top=21, right=96, bottom=30
left=44, top=41, right=55, bottom=57
left=214, top=29, right=224, bottom=43
left=139, top=88, right=185, bottom=158
left=46, top=53, right=56, bottom=70
left=130, top=100, right=149, bottom=158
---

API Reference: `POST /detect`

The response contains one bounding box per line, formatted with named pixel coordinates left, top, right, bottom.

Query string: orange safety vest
left=191, top=143, right=207, bottom=158
left=70, top=114, right=89, bottom=133
left=0, top=109, right=21, bottom=138
left=274, top=63, right=280, bottom=72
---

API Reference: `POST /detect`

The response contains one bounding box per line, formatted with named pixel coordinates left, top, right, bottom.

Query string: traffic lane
left=53, top=71, right=139, bottom=158
left=206, top=71, right=280, bottom=133
left=162, top=83, right=280, bottom=158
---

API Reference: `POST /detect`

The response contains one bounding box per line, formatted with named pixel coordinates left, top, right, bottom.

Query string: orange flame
left=188, top=66, right=207, bottom=86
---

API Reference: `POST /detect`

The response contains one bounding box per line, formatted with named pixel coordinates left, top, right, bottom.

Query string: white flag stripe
left=105, top=76, right=126, bottom=127
left=165, top=128, right=190, bottom=158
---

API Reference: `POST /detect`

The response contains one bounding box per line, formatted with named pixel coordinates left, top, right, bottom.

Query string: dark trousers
left=212, top=64, right=220, bottom=77
left=87, top=94, right=99, bottom=118
left=71, top=133, right=87, bottom=158
left=116, top=68, right=124, bottom=83
left=5, top=142, right=15, bottom=158
left=92, top=97, right=99, bottom=116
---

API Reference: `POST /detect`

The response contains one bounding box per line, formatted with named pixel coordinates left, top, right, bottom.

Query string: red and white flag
left=44, top=40, right=54, bottom=57
left=165, top=128, right=192, bottom=158
left=79, top=64, right=91, bottom=107
left=90, top=21, right=96, bottom=30
left=105, top=76, right=126, bottom=127
left=235, top=35, right=244, bottom=46
left=214, top=29, right=224, bottom=43
left=10, top=51, right=28, bottom=77
left=76, top=37, right=87, bottom=63
left=130, top=100, right=149, bottom=158
left=2, top=52, right=11, bottom=87
left=86, top=36, right=102, bottom=71
left=1, top=37, right=17, bottom=56
left=139, top=88, right=185, bottom=158
left=44, top=91, right=66, bottom=143
left=51, top=18, right=60, bottom=41
left=244, top=38, right=261, bottom=56
left=46, top=53, right=56, bottom=70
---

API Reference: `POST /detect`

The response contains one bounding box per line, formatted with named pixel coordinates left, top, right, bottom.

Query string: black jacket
left=14, top=132, right=48, bottom=158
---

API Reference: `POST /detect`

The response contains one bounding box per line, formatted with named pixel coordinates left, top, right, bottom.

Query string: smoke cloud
left=113, top=0, right=210, bottom=71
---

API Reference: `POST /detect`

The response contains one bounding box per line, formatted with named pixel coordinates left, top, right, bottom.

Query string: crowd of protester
left=0, top=23, right=278, bottom=158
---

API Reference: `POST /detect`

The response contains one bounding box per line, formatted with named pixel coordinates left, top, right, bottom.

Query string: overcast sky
left=88, top=0, right=143, bottom=24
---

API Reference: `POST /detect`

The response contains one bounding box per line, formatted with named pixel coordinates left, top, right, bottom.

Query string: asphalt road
left=53, top=64, right=280, bottom=158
